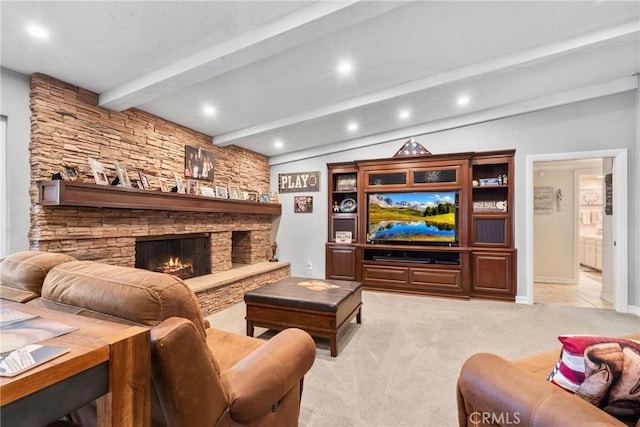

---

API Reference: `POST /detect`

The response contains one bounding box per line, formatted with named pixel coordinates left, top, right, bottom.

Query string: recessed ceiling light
left=398, top=109, right=411, bottom=120
left=274, top=139, right=284, bottom=149
left=457, top=95, right=471, bottom=106
left=203, top=106, right=216, bottom=116
left=347, top=122, right=359, bottom=132
left=26, top=24, right=49, bottom=39
left=337, top=60, right=353, bottom=76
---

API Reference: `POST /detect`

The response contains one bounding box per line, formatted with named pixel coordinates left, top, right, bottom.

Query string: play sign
left=278, top=171, right=320, bottom=193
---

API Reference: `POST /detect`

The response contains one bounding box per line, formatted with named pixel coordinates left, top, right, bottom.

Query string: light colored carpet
left=207, top=291, right=639, bottom=427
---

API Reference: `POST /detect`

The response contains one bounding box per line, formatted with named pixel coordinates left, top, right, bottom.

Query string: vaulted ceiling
left=2, top=1, right=638, bottom=164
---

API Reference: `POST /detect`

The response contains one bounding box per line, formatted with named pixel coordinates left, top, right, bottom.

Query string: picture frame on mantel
left=114, top=163, right=132, bottom=187
left=88, top=157, right=108, bottom=185
left=173, top=172, right=185, bottom=194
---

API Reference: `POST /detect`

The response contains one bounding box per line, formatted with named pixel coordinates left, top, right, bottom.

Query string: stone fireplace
left=28, top=74, right=290, bottom=315
left=135, top=233, right=211, bottom=279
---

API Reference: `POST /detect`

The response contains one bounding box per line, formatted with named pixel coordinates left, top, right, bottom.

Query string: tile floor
left=534, top=267, right=613, bottom=309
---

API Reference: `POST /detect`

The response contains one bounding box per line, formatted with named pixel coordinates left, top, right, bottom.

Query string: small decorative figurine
left=269, top=242, right=279, bottom=262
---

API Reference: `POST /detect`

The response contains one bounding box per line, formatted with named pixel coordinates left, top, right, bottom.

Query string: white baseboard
left=627, top=305, right=640, bottom=317
left=534, top=275, right=576, bottom=285
left=600, top=291, right=613, bottom=303
left=515, top=295, right=532, bottom=305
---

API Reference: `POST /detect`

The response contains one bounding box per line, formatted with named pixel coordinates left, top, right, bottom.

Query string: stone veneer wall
left=197, top=265, right=291, bottom=315
left=28, top=74, right=274, bottom=269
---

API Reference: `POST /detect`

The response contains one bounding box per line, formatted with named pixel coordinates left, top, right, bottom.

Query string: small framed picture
left=114, top=163, right=132, bottom=187
left=270, top=192, right=279, bottom=203
left=200, top=185, right=215, bottom=197
left=335, top=231, right=353, bottom=244
left=93, top=169, right=109, bottom=185
left=215, top=186, right=228, bottom=198
left=61, top=164, right=80, bottom=181
left=138, top=172, right=151, bottom=190
left=260, top=193, right=271, bottom=203
left=158, top=178, right=170, bottom=192
left=228, top=184, right=242, bottom=200
left=187, top=179, right=199, bottom=195
left=173, top=172, right=185, bottom=193
left=247, top=192, right=258, bottom=202
left=294, top=196, right=313, bottom=213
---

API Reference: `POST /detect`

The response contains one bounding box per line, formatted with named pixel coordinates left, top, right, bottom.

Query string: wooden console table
left=0, top=300, right=150, bottom=427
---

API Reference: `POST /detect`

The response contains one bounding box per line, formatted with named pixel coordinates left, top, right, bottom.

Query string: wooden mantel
left=37, top=180, right=281, bottom=216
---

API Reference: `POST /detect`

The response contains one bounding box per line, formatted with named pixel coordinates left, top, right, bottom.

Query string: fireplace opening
left=135, top=233, right=211, bottom=279
left=231, top=231, right=252, bottom=265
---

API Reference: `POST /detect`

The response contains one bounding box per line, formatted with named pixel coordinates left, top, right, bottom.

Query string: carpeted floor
left=207, top=291, right=639, bottom=427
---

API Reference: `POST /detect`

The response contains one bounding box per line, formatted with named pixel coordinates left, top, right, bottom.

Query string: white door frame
left=525, top=149, right=628, bottom=313
left=0, top=116, right=6, bottom=257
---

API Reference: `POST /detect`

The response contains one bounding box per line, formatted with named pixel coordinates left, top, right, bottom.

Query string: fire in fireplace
left=135, top=233, right=210, bottom=280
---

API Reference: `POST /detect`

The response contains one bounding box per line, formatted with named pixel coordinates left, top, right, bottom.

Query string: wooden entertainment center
left=325, top=149, right=516, bottom=301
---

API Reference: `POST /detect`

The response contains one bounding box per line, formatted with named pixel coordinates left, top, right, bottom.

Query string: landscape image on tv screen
left=367, top=192, right=457, bottom=243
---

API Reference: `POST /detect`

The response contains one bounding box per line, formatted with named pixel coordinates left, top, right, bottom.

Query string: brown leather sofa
left=457, top=333, right=640, bottom=427
left=0, top=251, right=316, bottom=426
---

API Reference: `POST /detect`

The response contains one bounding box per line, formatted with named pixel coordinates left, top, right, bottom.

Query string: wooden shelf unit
left=37, top=180, right=281, bottom=216
left=326, top=150, right=516, bottom=301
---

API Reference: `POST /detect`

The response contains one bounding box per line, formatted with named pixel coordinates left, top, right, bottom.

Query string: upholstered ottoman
left=244, top=277, right=362, bottom=357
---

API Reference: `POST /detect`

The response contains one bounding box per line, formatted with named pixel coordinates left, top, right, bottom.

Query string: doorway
left=531, top=160, right=612, bottom=309
left=525, top=149, right=628, bottom=313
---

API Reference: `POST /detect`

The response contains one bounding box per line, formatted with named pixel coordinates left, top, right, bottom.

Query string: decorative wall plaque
left=278, top=171, right=320, bottom=193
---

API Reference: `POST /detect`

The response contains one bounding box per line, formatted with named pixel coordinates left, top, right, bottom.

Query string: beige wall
left=534, top=170, right=575, bottom=283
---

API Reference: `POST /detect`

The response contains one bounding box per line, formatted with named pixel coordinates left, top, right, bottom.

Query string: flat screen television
left=367, top=191, right=459, bottom=245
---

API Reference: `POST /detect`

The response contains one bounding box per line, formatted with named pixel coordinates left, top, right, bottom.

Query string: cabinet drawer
left=410, top=268, right=462, bottom=290
left=363, top=264, right=408, bottom=286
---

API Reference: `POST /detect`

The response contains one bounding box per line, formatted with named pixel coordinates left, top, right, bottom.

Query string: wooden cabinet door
left=326, top=244, right=357, bottom=280
left=471, top=251, right=515, bottom=300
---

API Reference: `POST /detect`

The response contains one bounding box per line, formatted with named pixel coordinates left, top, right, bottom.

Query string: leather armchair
left=457, top=334, right=640, bottom=427
left=16, top=256, right=315, bottom=426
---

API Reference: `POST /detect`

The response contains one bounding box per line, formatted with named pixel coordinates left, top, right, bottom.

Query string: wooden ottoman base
left=244, top=277, right=362, bottom=357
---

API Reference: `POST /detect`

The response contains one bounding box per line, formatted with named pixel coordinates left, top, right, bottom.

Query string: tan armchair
left=457, top=334, right=640, bottom=427
left=10, top=255, right=315, bottom=426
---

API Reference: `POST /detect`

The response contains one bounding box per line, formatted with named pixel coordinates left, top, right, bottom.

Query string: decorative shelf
left=37, top=180, right=281, bottom=216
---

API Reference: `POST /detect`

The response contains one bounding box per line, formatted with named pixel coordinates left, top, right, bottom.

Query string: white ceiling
left=2, top=1, right=639, bottom=164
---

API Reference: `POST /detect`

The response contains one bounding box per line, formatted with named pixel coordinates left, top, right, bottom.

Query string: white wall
left=533, top=169, right=574, bottom=284
left=0, top=68, right=31, bottom=253
left=271, top=91, right=638, bottom=307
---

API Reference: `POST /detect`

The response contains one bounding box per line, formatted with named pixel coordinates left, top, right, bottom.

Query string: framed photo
left=173, top=172, right=185, bottom=194
left=247, top=192, right=258, bottom=202
left=61, top=164, right=79, bottom=181
left=138, top=172, right=151, bottom=190
left=93, top=169, right=109, bottom=185
left=184, top=145, right=214, bottom=181
left=335, top=174, right=356, bottom=191
left=260, top=193, right=271, bottom=203
left=335, top=231, right=352, bottom=244
left=215, top=186, right=228, bottom=199
left=187, top=179, right=199, bottom=196
left=200, top=185, right=215, bottom=197
left=114, top=163, right=132, bottom=187
left=88, top=157, right=108, bottom=185
left=159, top=178, right=170, bottom=192
left=270, top=192, right=279, bottom=203
left=228, top=184, right=242, bottom=200
left=294, top=196, right=313, bottom=213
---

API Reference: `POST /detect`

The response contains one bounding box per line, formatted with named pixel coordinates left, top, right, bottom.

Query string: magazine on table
left=0, top=307, right=77, bottom=376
